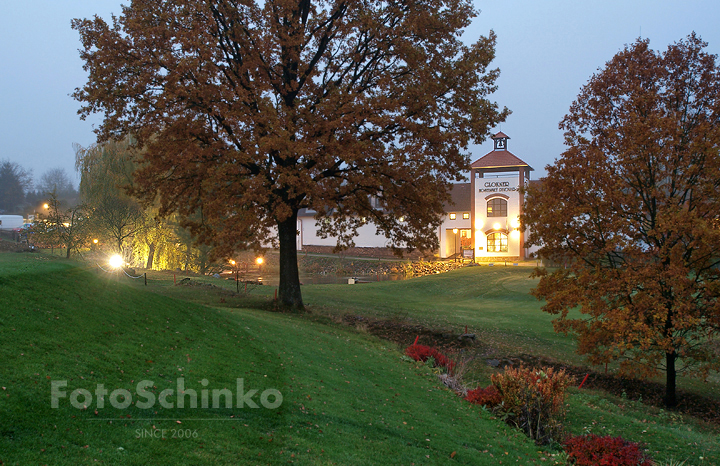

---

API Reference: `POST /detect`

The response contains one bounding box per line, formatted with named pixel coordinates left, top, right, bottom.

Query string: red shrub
left=404, top=344, right=456, bottom=372
left=564, top=434, right=653, bottom=466
left=491, top=366, right=574, bottom=444
left=465, top=385, right=502, bottom=407
left=405, top=344, right=435, bottom=362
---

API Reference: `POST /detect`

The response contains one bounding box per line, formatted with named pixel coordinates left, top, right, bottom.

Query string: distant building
left=297, top=132, right=537, bottom=261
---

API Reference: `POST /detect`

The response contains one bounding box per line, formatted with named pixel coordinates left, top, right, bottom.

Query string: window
left=487, top=198, right=507, bottom=217
left=449, top=213, right=456, bottom=220
left=462, top=212, right=470, bottom=219
left=487, top=232, right=508, bottom=252
left=370, top=195, right=384, bottom=209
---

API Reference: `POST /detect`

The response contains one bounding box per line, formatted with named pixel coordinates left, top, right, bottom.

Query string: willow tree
left=523, top=34, right=720, bottom=408
left=75, top=138, right=145, bottom=257
left=73, top=0, right=508, bottom=309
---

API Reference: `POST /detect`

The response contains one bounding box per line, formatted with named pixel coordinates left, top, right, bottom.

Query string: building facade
left=298, top=132, right=535, bottom=261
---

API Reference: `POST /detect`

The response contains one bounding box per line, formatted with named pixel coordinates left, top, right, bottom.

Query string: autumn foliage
left=72, top=0, right=508, bottom=309
left=523, top=34, right=720, bottom=407
left=464, top=385, right=502, bottom=408
left=490, top=366, right=574, bottom=444
left=404, top=344, right=455, bottom=373
left=563, top=434, right=653, bottom=466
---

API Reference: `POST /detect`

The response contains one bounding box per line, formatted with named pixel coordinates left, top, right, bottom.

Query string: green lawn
left=1, top=252, right=718, bottom=465
left=0, top=253, right=545, bottom=465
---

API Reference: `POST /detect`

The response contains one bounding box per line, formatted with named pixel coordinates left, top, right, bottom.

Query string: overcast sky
left=1, top=1, right=719, bottom=188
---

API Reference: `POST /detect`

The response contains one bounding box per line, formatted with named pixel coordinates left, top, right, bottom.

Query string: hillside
left=0, top=253, right=544, bottom=465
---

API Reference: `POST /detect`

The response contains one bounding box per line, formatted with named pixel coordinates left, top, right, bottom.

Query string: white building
left=298, top=132, right=535, bottom=261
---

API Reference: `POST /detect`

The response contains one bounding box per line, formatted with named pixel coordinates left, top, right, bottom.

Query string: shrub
left=404, top=344, right=455, bottom=373
left=465, top=385, right=502, bottom=407
left=491, top=366, right=574, bottom=444
left=563, top=434, right=653, bottom=466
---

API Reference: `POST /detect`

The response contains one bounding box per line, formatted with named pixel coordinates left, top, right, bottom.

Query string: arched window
left=487, top=232, right=508, bottom=252
left=487, top=198, right=507, bottom=217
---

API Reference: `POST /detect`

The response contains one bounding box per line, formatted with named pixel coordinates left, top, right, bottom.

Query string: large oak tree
left=73, top=0, right=508, bottom=309
left=523, top=34, right=720, bottom=407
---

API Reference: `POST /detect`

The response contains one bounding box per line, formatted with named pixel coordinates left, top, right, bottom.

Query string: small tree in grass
left=523, top=34, right=720, bottom=408
left=32, top=192, right=91, bottom=259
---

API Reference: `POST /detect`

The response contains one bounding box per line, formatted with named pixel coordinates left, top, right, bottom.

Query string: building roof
left=492, top=131, right=510, bottom=139
left=470, top=150, right=534, bottom=170
left=443, top=182, right=471, bottom=211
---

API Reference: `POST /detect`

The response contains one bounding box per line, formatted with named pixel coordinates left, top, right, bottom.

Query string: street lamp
left=109, top=254, right=124, bottom=269
left=452, top=228, right=458, bottom=262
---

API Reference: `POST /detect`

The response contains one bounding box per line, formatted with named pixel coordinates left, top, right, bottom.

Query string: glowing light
left=43, top=203, right=49, bottom=209
left=398, top=216, right=405, bottom=222
left=452, top=228, right=458, bottom=234
left=493, top=222, right=501, bottom=230
left=474, top=219, right=483, bottom=230
left=93, top=239, right=98, bottom=244
left=510, top=217, right=521, bottom=229
left=510, top=230, right=521, bottom=239
left=109, top=255, right=124, bottom=269
left=256, top=257, right=264, bottom=265
left=229, top=259, right=236, bottom=266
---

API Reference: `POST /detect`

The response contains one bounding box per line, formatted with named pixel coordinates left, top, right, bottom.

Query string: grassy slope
left=303, top=266, right=580, bottom=361
left=298, top=267, right=720, bottom=390
left=155, top=264, right=720, bottom=465
left=1, top=253, right=543, bottom=465
left=2, top=254, right=718, bottom=464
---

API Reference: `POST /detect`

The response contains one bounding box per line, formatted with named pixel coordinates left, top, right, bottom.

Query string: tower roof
left=471, top=150, right=533, bottom=170
left=472, top=131, right=533, bottom=171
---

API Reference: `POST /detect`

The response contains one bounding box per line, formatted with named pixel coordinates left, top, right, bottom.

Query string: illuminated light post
left=452, top=228, right=458, bottom=263
left=229, top=259, right=239, bottom=292
left=109, top=254, right=124, bottom=269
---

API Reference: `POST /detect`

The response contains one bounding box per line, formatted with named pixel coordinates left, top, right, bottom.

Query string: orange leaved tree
left=523, top=34, right=720, bottom=407
left=72, top=0, right=508, bottom=310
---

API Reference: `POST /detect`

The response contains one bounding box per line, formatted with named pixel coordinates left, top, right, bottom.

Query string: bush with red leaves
left=491, top=366, right=574, bottom=444
left=405, top=344, right=455, bottom=372
left=465, top=385, right=502, bottom=407
left=564, top=434, right=653, bottom=466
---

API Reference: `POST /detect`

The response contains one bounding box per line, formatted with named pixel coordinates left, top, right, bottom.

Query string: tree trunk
left=665, top=351, right=677, bottom=408
left=66, top=245, right=72, bottom=259
left=146, top=242, right=156, bottom=269
left=277, top=211, right=303, bottom=310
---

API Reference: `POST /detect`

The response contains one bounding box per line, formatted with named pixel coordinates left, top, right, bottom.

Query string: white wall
left=473, top=175, right=523, bottom=259
left=298, top=217, right=393, bottom=249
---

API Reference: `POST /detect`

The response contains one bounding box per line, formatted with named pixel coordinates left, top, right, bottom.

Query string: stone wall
left=474, top=256, right=521, bottom=263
